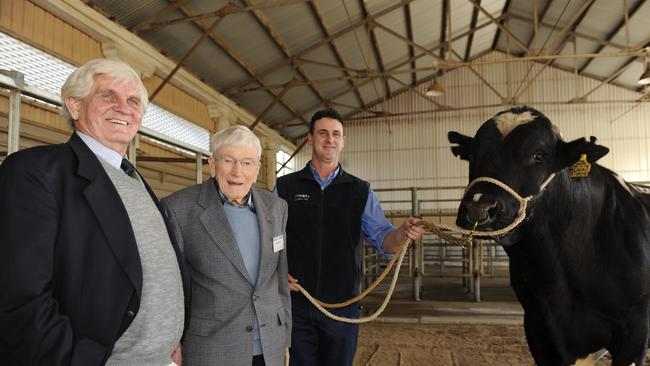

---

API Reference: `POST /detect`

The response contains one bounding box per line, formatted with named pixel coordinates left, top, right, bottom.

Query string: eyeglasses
left=216, top=157, right=260, bottom=170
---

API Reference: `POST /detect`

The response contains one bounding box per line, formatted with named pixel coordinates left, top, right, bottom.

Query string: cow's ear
left=556, top=137, right=609, bottom=169
left=448, top=131, right=474, bottom=161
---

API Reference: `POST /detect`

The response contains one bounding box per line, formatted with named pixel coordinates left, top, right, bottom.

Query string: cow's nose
left=462, top=199, right=499, bottom=226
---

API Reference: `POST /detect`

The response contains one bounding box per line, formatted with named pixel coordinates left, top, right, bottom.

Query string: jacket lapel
left=197, top=179, right=252, bottom=284
left=252, top=187, right=274, bottom=288
left=69, top=133, right=143, bottom=298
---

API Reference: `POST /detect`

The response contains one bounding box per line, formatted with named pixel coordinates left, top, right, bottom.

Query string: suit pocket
left=188, top=316, right=222, bottom=337
left=277, top=308, right=286, bottom=326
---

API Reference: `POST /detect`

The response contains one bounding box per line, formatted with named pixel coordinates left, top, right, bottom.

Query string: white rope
left=293, top=237, right=412, bottom=324
left=445, top=173, right=555, bottom=237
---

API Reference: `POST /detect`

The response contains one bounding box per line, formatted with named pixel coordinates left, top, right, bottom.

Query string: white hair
left=211, top=125, right=262, bottom=160
left=61, top=58, right=148, bottom=127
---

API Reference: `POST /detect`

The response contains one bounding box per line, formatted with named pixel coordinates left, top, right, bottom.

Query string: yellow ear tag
left=569, top=153, right=591, bottom=178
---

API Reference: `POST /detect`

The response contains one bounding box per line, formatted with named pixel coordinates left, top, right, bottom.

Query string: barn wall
left=294, top=51, right=650, bottom=213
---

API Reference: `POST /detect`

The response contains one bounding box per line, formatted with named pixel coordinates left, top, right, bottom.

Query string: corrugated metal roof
left=87, top=0, right=650, bottom=143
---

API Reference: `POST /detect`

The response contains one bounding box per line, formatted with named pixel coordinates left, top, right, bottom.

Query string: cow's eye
left=533, top=152, right=546, bottom=163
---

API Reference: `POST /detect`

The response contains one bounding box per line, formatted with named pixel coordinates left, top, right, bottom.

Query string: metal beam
left=513, top=1, right=596, bottom=101
left=130, top=0, right=191, bottom=32
left=578, top=0, right=645, bottom=73
left=346, top=99, right=649, bottom=121
left=140, top=0, right=310, bottom=31
left=465, top=0, right=481, bottom=61
left=526, top=0, right=553, bottom=50
left=372, top=21, right=445, bottom=63
left=404, top=3, right=416, bottom=85
left=309, top=1, right=366, bottom=107
left=276, top=138, right=307, bottom=174
left=175, top=2, right=309, bottom=128
left=224, top=0, right=415, bottom=95
left=360, top=0, right=390, bottom=99
left=250, top=80, right=294, bottom=130
left=510, top=13, right=631, bottom=51
left=543, top=0, right=595, bottom=54
left=150, top=15, right=223, bottom=101
left=468, top=0, right=528, bottom=52
left=229, top=48, right=642, bottom=93
left=243, top=0, right=327, bottom=108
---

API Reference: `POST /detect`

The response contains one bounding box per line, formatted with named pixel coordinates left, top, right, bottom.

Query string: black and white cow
left=448, top=106, right=650, bottom=366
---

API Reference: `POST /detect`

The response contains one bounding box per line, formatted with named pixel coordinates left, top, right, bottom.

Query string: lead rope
left=284, top=235, right=414, bottom=364
left=284, top=174, right=556, bottom=365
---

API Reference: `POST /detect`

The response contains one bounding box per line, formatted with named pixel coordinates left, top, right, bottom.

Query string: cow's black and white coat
left=448, top=106, right=650, bottom=366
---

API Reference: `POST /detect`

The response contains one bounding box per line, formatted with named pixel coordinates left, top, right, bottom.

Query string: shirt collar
left=76, top=131, right=125, bottom=170
left=308, top=162, right=340, bottom=190
left=213, top=179, right=255, bottom=211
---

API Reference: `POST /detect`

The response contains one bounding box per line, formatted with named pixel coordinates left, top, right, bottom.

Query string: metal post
left=4, top=70, right=25, bottom=155
left=196, top=153, right=203, bottom=183
left=472, top=239, right=481, bottom=302
left=411, top=187, right=421, bottom=301
left=128, top=135, right=138, bottom=163
left=7, top=89, right=21, bottom=155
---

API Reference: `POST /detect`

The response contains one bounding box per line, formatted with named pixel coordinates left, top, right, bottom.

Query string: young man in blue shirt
left=275, top=108, right=425, bottom=366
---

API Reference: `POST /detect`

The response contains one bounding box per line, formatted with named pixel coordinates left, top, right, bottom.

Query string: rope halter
left=449, top=172, right=556, bottom=237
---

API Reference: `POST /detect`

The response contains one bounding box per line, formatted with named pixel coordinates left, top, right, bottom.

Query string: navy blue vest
left=277, top=164, right=369, bottom=303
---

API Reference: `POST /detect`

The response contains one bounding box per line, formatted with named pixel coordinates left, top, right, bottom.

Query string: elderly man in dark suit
left=161, top=125, right=291, bottom=366
left=0, top=58, right=189, bottom=366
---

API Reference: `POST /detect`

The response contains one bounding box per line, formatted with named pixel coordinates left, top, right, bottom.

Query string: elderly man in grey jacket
left=161, top=125, right=290, bottom=366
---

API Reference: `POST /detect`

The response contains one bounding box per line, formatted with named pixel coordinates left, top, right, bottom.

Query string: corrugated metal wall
left=294, top=51, right=650, bottom=213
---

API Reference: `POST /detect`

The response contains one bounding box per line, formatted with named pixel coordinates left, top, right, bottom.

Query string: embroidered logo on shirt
left=294, top=193, right=310, bottom=202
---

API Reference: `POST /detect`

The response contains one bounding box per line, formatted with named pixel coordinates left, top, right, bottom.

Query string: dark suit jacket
left=0, top=133, right=189, bottom=366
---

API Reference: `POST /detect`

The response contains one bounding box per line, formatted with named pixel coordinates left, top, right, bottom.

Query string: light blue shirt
left=216, top=182, right=264, bottom=356
left=77, top=131, right=125, bottom=170
left=274, top=163, right=396, bottom=257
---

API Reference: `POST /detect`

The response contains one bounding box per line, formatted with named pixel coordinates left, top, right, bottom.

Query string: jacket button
left=246, top=325, right=254, bottom=332
left=252, top=294, right=259, bottom=301
left=127, top=310, right=135, bottom=318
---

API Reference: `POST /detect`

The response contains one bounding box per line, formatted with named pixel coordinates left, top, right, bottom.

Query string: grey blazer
left=161, top=179, right=291, bottom=366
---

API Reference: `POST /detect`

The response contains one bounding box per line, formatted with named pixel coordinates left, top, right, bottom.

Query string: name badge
left=273, top=234, right=284, bottom=253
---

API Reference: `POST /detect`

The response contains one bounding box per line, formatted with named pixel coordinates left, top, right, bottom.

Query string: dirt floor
left=351, top=275, right=650, bottom=366
left=354, top=322, right=650, bottom=366
left=355, top=322, right=532, bottom=366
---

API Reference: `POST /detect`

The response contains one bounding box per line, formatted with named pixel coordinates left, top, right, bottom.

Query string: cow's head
left=448, top=107, right=609, bottom=239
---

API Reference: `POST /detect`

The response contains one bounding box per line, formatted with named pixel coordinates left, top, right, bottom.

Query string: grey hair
left=61, top=58, right=148, bottom=128
left=211, top=125, right=262, bottom=160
